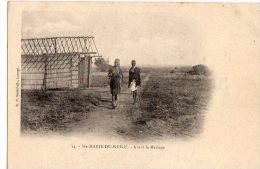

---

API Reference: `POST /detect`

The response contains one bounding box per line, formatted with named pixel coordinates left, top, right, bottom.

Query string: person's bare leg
left=112, top=95, right=114, bottom=107
left=114, top=94, right=117, bottom=107
left=133, top=91, right=137, bottom=104
left=132, top=92, right=135, bottom=104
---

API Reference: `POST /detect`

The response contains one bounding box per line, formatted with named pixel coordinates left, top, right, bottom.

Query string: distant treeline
left=170, top=64, right=210, bottom=76
left=94, top=58, right=210, bottom=75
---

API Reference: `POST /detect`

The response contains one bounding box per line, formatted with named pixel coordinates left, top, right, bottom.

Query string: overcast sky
left=22, top=6, right=206, bottom=66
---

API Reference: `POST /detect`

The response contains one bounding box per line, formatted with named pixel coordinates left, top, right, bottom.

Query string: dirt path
left=68, top=74, right=151, bottom=140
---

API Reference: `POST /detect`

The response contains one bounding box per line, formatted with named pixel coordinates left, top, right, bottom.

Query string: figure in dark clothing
left=128, top=60, right=141, bottom=104
left=108, top=59, right=123, bottom=108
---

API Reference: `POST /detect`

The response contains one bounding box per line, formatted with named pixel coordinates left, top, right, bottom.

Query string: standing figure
left=128, top=60, right=141, bottom=104
left=108, top=59, right=123, bottom=108
left=117, top=59, right=123, bottom=93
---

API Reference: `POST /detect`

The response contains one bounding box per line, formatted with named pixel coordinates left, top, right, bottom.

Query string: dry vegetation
left=21, top=72, right=146, bottom=133
left=21, top=66, right=212, bottom=139
left=134, top=72, right=212, bottom=137
left=21, top=90, right=100, bottom=133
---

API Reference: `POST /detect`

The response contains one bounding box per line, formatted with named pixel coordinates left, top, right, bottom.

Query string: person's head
left=114, top=59, right=120, bottom=67
left=131, top=60, right=136, bottom=67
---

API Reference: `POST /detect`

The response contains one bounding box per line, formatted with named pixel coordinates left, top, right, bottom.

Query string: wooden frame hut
left=21, top=36, right=101, bottom=90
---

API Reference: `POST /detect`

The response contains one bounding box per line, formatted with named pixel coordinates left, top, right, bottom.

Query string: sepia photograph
left=7, top=2, right=260, bottom=169
left=21, top=9, right=212, bottom=141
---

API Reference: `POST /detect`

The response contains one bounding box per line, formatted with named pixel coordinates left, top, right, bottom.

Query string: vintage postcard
left=8, top=2, right=260, bottom=169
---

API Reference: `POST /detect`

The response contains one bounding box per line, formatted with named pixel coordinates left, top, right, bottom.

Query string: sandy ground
left=22, top=72, right=207, bottom=141
left=61, top=72, right=204, bottom=142
left=67, top=74, right=152, bottom=141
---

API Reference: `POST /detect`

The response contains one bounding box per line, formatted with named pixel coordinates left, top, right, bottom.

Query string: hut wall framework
left=21, top=37, right=99, bottom=90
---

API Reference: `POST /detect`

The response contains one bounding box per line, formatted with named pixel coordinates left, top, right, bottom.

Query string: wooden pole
left=54, top=38, right=57, bottom=54
left=42, top=54, right=47, bottom=90
left=54, top=38, right=57, bottom=89
left=87, top=56, right=91, bottom=88
left=69, top=55, right=73, bottom=88
left=83, top=38, right=87, bottom=89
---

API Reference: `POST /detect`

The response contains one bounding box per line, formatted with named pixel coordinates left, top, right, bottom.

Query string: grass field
left=21, top=90, right=101, bottom=133
left=21, top=72, right=145, bottom=133
left=134, top=72, right=212, bottom=137
left=21, top=66, right=212, bottom=139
